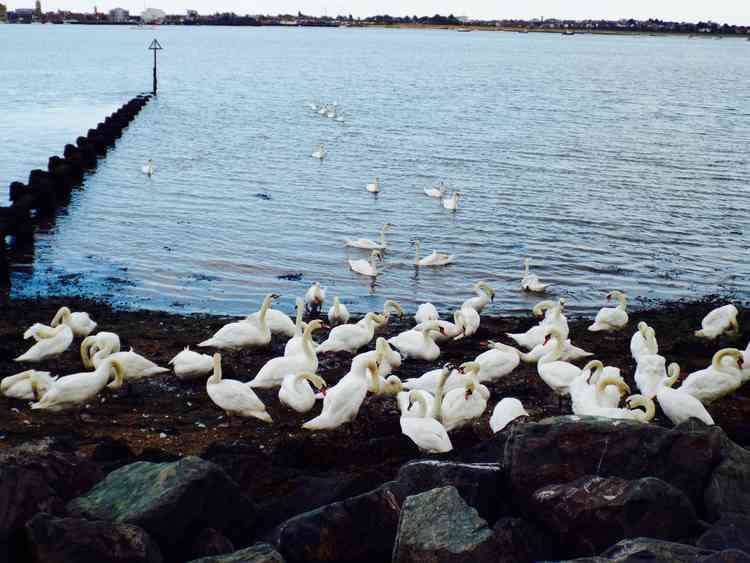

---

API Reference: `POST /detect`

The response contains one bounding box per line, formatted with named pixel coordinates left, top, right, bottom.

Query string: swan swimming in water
left=521, top=258, right=552, bottom=293
left=442, top=191, right=460, bottom=210
left=588, top=290, right=629, bottom=332
left=206, top=353, right=272, bottom=423
left=414, top=240, right=455, bottom=267
left=312, top=144, right=326, bottom=160
left=345, top=223, right=393, bottom=250
left=695, top=304, right=740, bottom=340
left=349, top=249, right=382, bottom=277
left=366, top=177, right=380, bottom=193
left=142, top=159, right=154, bottom=177
left=50, top=306, right=97, bottom=337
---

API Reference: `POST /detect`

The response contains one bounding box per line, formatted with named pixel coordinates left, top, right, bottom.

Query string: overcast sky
left=10, top=1, right=750, bottom=25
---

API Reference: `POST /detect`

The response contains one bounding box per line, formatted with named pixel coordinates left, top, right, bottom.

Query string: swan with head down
left=199, top=293, right=279, bottom=350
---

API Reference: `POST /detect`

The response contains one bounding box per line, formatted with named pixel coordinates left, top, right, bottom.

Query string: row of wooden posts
left=0, top=93, right=153, bottom=286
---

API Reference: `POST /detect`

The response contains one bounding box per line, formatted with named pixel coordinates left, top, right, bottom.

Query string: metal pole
left=153, top=48, right=157, bottom=95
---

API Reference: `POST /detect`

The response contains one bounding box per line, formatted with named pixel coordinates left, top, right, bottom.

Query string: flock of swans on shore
left=2, top=272, right=747, bottom=453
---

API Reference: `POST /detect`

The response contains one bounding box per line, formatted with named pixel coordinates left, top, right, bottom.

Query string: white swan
left=360, top=337, right=403, bottom=385
left=370, top=375, right=403, bottom=396
left=571, top=366, right=630, bottom=416
left=80, top=332, right=122, bottom=368
left=490, top=398, right=529, bottom=433
left=169, top=346, right=214, bottom=381
left=206, top=353, right=272, bottom=422
left=440, top=379, right=490, bottom=432
left=349, top=249, right=382, bottom=277
left=634, top=348, right=669, bottom=399
left=585, top=361, right=629, bottom=409
left=279, top=371, right=327, bottom=413
left=317, top=312, right=385, bottom=354
left=402, top=363, right=466, bottom=394
left=388, top=320, right=444, bottom=361
left=630, top=322, right=657, bottom=361
left=521, top=258, right=552, bottom=292
left=588, top=290, right=629, bottom=332
left=328, top=296, right=350, bottom=326
left=400, top=391, right=453, bottom=453
left=305, top=282, right=326, bottom=313
left=379, top=299, right=406, bottom=324
left=584, top=390, right=656, bottom=423
left=284, top=298, right=308, bottom=357
left=415, top=303, right=439, bottom=324
left=345, top=223, right=393, bottom=250
left=518, top=336, right=592, bottom=364
left=695, top=304, right=740, bottom=339
left=312, top=144, right=326, bottom=159
left=397, top=389, right=436, bottom=418
left=680, top=348, right=744, bottom=404
left=93, top=348, right=169, bottom=387
left=246, top=304, right=296, bottom=338
left=16, top=324, right=74, bottom=363
left=423, top=183, right=445, bottom=199
left=657, top=364, right=714, bottom=426
left=416, top=311, right=464, bottom=343
left=471, top=341, right=521, bottom=382
left=454, top=305, right=480, bottom=339
left=142, top=159, right=154, bottom=177
left=461, top=281, right=495, bottom=314
left=1, top=370, right=57, bottom=401
left=249, top=320, right=324, bottom=388
left=31, top=358, right=124, bottom=413
left=507, top=299, right=568, bottom=349
left=199, top=293, right=279, bottom=350
left=302, top=357, right=379, bottom=430
left=414, top=240, right=455, bottom=267
left=537, top=328, right=582, bottom=405
left=50, top=306, right=97, bottom=337
left=366, top=177, right=380, bottom=193
left=442, top=191, right=460, bottom=210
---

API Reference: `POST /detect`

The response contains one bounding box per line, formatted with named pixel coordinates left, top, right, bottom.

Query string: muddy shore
left=1, top=295, right=749, bottom=533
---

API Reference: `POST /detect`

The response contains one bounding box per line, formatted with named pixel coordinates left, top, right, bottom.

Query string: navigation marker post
left=148, top=39, right=163, bottom=96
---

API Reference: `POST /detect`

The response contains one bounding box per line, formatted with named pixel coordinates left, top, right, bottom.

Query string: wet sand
left=1, top=295, right=748, bottom=510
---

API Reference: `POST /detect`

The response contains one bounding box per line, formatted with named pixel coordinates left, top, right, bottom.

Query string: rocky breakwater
left=4, top=416, right=750, bottom=562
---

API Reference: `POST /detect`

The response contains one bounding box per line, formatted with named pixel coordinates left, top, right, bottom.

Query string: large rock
left=187, top=528, right=234, bottom=560
left=491, top=517, right=554, bottom=563
left=564, top=537, right=715, bottom=561
left=502, top=417, right=726, bottom=516
left=276, top=480, right=405, bottom=563
left=706, top=441, right=750, bottom=520
left=698, top=513, right=750, bottom=553
left=395, top=461, right=507, bottom=523
left=392, top=486, right=496, bottom=563
left=530, top=475, right=699, bottom=557
left=67, top=456, right=255, bottom=561
left=0, top=439, right=103, bottom=554
left=25, top=513, right=162, bottom=563
left=187, top=543, right=284, bottom=563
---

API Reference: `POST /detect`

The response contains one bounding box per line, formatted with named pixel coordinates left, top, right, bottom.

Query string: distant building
left=141, top=7, right=165, bottom=24
left=0, top=3, right=7, bottom=22
left=109, top=7, right=129, bottom=22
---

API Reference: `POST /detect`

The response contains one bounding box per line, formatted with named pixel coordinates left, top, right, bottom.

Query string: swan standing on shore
left=345, top=223, right=393, bottom=250
left=349, top=250, right=382, bottom=277
left=490, top=398, right=528, bottom=433
left=246, top=304, right=297, bottom=339
left=279, top=372, right=327, bottom=413
left=415, top=303, right=439, bottom=324
left=317, top=312, right=385, bottom=354
left=388, top=321, right=445, bottom=361
left=588, top=290, right=629, bottom=332
left=206, top=353, right=272, bottom=423
left=695, top=304, right=740, bottom=339
left=16, top=325, right=74, bottom=363
left=414, top=240, right=455, bottom=267
left=1, top=370, right=57, bottom=401
left=442, top=192, right=460, bottom=210
left=537, top=328, right=582, bottom=406
left=366, top=177, right=380, bottom=193
left=657, top=364, right=714, bottom=426
left=169, top=347, right=214, bottom=381
left=521, top=259, right=552, bottom=293
left=302, top=357, right=379, bottom=430
left=31, top=358, right=125, bottom=413
left=328, top=296, right=350, bottom=326
left=249, top=320, right=325, bottom=388
left=284, top=299, right=308, bottom=357
left=142, top=160, right=154, bottom=177
left=400, top=390, right=453, bottom=453
left=312, top=144, right=325, bottom=160
left=462, top=282, right=496, bottom=314
left=679, top=348, right=744, bottom=404
left=199, top=293, right=279, bottom=350
left=305, top=282, right=326, bottom=314
left=51, top=306, right=97, bottom=337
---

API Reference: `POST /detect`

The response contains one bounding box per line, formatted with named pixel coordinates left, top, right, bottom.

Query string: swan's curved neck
left=615, top=293, right=627, bottom=309
left=433, top=369, right=450, bottom=420
left=52, top=306, right=71, bottom=327
left=302, top=324, right=318, bottom=359
left=258, top=296, right=273, bottom=324
left=410, top=391, right=428, bottom=418
left=295, top=300, right=304, bottom=332
left=713, top=349, right=739, bottom=370
left=208, top=355, right=223, bottom=384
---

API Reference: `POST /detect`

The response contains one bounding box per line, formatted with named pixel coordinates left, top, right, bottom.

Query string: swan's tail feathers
left=198, top=338, right=218, bottom=348
left=302, top=416, right=325, bottom=430
left=588, top=322, right=607, bottom=332
left=505, top=333, right=525, bottom=346
left=147, top=367, right=170, bottom=377
left=14, top=352, right=33, bottom=363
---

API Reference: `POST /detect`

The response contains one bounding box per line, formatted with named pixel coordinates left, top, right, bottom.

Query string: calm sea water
left=1, top=25, right=749, bottom=316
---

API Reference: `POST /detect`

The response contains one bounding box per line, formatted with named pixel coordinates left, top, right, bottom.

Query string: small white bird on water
left=349, top=250, right=382, bottom=277
left=312, top=144, right=326, bottom=160
left=366, top=177, right=380, bottom=193
left=414, top=240, right=455, bottom=267
left=442, top=191, right=460, bottom=210
left=521, top=258, right=553, bottom=293
left=142, top=159, right=154, bottom=177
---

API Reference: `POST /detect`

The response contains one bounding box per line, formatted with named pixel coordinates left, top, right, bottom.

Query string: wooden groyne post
left=0, top=94, right=153, bottom=286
